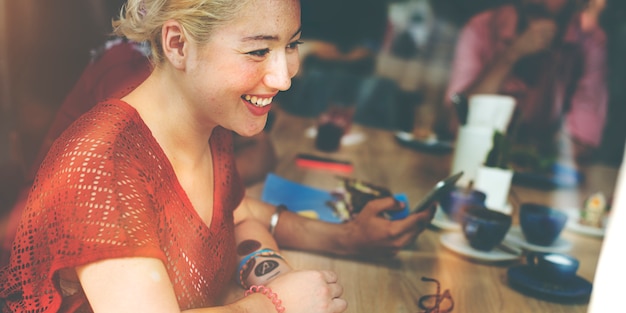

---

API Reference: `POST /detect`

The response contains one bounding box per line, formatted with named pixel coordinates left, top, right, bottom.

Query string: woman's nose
left=264, top=53, right=297, bottom=91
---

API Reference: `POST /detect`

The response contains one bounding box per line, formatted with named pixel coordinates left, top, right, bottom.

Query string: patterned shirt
left=0, top=100, right=244, bottom=312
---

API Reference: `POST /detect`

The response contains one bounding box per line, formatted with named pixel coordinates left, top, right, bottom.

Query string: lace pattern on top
left=0, top=99, right=244, bottom=312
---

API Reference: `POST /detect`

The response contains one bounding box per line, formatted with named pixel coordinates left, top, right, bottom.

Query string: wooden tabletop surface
left=243, top=108, right=619, bottom=313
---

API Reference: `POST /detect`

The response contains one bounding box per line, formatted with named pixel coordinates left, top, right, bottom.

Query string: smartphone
left=409, top=171, right=463, bottom=214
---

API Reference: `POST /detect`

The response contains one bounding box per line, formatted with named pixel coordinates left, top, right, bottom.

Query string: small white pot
left=474, top=166, right=514, bottom=214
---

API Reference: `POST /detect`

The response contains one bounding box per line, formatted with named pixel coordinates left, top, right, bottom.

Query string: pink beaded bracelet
left=244, top=285, right=286, bottom=313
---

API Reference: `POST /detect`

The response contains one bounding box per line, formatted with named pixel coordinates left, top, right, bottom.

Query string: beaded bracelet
left=237, top=248, right=286, bottom=288
left=245, top=285, right=286, bottom=313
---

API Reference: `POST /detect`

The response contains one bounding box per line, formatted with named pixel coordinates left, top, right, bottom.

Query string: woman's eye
left=287, top=40, right=304, bottom=50
left=247, top=49, right=270, bottom=57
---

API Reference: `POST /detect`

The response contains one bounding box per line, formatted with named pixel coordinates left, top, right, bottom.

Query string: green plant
left=484, top=130, right=511, bottom=169
left=508, top=145, right=557, bottom=173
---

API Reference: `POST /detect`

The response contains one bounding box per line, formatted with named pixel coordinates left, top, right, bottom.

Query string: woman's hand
left=510, top=19, right=558, bottom=59
left=267, top=270, right=347, bottom=313
left=341, top=197, right=435, bottom=257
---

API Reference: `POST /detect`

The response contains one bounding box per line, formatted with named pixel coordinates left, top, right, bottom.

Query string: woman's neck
left=122, top=66, right=216, bottom=170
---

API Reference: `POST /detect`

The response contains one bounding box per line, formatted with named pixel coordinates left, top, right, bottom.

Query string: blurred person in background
left=596, top=0, right=626, bottom=166
left=444, top=0, right=607, bottom=164
left=375, top=0, right=459, bottom=139
left=279, top=0, right=389, bottom=117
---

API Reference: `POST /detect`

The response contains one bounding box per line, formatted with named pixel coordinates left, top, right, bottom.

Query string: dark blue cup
left=519, top=203, right=568, bottom=246
left=461, top=206, right=512, bottom=251
left=440, top=186, right=487, bottom=222
left=526, top=252, right=579, bottom=283
left=315, top=123, right=344, bottom=152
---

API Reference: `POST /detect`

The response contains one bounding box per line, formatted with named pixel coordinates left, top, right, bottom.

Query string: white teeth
left=243, top=95, right=273, bottom=107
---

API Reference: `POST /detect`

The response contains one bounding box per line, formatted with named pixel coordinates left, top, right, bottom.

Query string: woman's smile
left=242, top=94, right=274, bottom=116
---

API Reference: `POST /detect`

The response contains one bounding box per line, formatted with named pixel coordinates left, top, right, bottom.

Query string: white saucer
left=563, top=207, right=605, bottom=238
left=505, top=226, right=573, bottom=253
left=431, top=205, right=460, bottom=231
left=440, top=232, right=520, bottom=262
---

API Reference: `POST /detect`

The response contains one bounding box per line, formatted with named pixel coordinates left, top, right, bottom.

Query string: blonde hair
left=113, top=0, right=251, bottom=64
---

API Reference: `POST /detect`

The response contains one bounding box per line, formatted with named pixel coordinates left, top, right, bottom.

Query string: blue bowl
left=462, top=206, right=512, bottom=251
left=520, top=203, right=568, bottom=246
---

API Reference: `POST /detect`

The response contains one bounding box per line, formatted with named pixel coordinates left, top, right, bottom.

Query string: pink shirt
left=445, top=5, right=608, bottom=147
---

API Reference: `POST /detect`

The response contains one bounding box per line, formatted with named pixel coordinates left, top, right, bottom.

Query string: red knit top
left=0, top=99, right=245, bottom=312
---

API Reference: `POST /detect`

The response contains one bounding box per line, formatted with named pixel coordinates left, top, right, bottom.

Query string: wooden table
left=245, top=109, right=619, bottom=313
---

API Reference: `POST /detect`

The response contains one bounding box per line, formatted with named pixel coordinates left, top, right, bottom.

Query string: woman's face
left=183, top=0, right=301, bottom=137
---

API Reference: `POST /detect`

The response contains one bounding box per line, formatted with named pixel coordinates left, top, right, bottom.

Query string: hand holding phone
left=409, top=172, right=464, bottom=214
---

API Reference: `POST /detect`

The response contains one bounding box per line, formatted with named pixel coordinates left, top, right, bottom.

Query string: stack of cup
left=450, top=94, right=516, bottom=213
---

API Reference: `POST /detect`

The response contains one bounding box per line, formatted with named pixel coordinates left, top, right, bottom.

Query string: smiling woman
left=0, top=1, right=347, bottom=313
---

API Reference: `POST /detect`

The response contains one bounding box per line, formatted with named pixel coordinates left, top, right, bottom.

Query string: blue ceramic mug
left=440, top=187, right=487, bottom=223
left=526, top=252, right=579, bottom=283
left=461, top=206, right=512, bottom=251
left=519, top=203, right=568, bottom=246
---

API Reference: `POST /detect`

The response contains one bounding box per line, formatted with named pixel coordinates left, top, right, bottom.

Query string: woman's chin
left=235, top=124, right=265, bottom=137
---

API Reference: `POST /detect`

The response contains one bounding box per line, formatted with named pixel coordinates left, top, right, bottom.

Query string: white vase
left=474, top=166, right=514, bottom=214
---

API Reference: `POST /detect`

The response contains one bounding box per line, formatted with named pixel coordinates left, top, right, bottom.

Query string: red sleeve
left=2, top=43, right=153, bottom=270
left=1, top=104, right=166, bottom=312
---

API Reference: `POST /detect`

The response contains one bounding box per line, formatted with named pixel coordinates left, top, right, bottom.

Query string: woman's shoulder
left=62, top=99, right=145, bottom=148
left=41, top=100, right=157, bottom=175
left=30, top=99, right=171, bottom=217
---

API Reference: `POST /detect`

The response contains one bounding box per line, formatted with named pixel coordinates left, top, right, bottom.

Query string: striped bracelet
left=237, top=248, right=285, bottom=288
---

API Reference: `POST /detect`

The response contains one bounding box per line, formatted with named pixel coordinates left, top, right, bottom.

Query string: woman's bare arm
left=77, top=257, right=275, bottom=313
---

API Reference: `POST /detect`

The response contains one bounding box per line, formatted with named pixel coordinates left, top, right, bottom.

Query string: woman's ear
left=161, top=20, right=187, bottom=69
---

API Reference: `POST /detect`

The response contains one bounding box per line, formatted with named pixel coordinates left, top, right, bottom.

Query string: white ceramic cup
left=451, top=125, right=494, bottom=187
left=467, top=94, right=516, bottom=133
